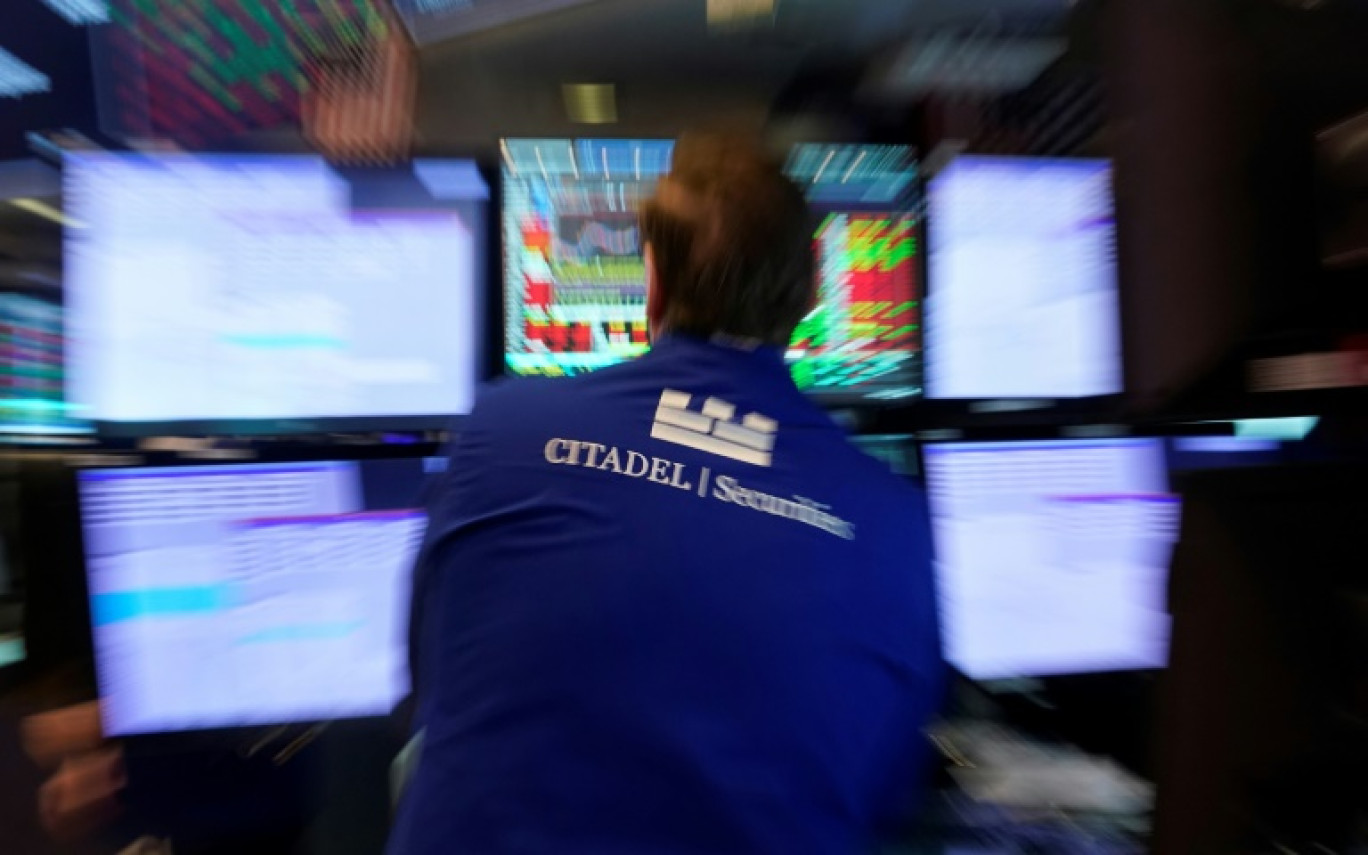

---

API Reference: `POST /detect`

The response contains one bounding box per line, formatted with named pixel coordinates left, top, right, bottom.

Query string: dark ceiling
left=412, top=0, right=1073, bottom=148
left=0, top=0, right=99, bottom=160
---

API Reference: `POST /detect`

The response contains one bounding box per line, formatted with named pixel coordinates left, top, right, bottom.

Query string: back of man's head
left=641, top=134, right=813, bottom=347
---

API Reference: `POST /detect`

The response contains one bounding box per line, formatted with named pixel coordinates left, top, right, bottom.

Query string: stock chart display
left=787, top=144, right=922, bottom=400
left=503, top=140, right=922, bottom=400
left=791, top=212, right=919, bottom=395
left=97, top=0, right=393, bottom=148
left=503, top=139, right=669, bottom=377
left=0, top=294, right=85, bottom=435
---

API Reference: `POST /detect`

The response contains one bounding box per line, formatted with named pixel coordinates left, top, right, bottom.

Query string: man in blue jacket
left=391, top=134, right=944, bottom=854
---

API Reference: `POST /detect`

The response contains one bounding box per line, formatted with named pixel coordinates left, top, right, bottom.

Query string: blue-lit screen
left=924, top=439, right=1179, bottom=680
left=79, top=457, right=440, bottom=734
left=926, top=157, right=1121, bottom=400
left=64, top=153, right=488, bottom=429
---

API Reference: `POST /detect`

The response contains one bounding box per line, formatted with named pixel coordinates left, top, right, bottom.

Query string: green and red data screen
left=503, top=140, right=922, bottom=401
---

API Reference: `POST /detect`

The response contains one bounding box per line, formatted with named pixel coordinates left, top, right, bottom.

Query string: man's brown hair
left=639, top=134, right=814, bottom=346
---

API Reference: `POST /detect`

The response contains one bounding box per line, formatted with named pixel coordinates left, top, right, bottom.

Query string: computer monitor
left=923, top=438, right=1179, bottom=681
left=502, top=138, right=923, bottom=400
left=502, top=138, right=670, bottom=377
left=0, top=292, right=88, bottom=436
left=64, top=154, right=488, bottom=433
left=925, top=156, right=1121, bottom=401
left=785, top=144, right=922, bottom=400
left=78, top=457, right=439, bottom=735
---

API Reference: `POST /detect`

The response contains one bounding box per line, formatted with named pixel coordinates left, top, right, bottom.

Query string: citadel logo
left=649, top=389, right=777, bottom=467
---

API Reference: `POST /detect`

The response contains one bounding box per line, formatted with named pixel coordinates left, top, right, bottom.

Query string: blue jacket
left=390, top=335, right=944, bottom=855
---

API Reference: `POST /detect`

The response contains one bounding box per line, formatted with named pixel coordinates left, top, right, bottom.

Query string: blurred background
left=0, top=0, right=1367, bottom=852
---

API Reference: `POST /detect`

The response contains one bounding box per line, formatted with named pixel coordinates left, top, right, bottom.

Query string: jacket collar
left=648, top=332, right=789, bottom=370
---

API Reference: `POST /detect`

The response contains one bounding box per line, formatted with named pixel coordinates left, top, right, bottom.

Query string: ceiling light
left=707, top=0, right=775, bottom=26
left=38, top=0, right=110, bottom=25
left=0, top=49, right=50, bottom=99
left=563, top=83, right=617, bottom=125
